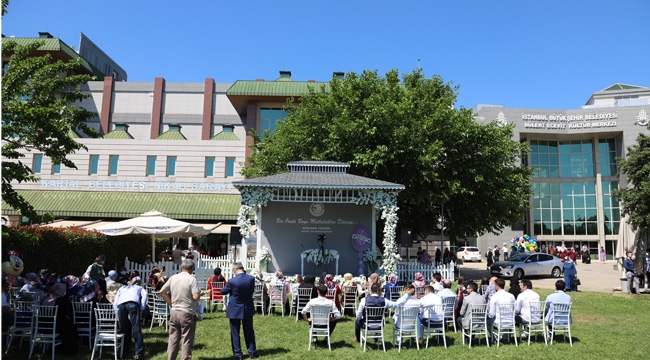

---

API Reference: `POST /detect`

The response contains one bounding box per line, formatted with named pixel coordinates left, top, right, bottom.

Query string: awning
left=83, top=221, right=117, bottom=230
left=211, top=224, right=257, bottom=234
left=1, top=190, right=241, bottom=221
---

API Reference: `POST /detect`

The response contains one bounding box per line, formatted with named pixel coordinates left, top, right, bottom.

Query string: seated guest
left=148, top=266, right=167, bottom=290
left=254, top=272, right=269, bottom=314
left=291, top=275, right=303, bottom=311
left=299, top=275, right=318, bottom=300
left=116, top=266, right=130, bottom=285
left=508, top=275, right=522, bottom=298
left=302, top=284, right=342, bottom=343
left=362, top=273, right=381, bottom=298
left=438, top=280, right=456, bottom=300
left=515, top=279, right=540, bottom=326
left=272, top=270, right=291, bottom=315
left=382, top=274, right=400, bottom=300
left=41, top=283, right=78, bottom=355
left=487, top=278, right=515, bottom=339
left=19, top=272, right=45, bottom=299
left=354, top=283, right=386, bottom=342
left=545, top=280, right=572, bottom=327
left=429, top=272, right=443, bottom=293
left=324, top=274, right=342, bottom=310
left=105, top=270, right=122, bottom=304
left=417, top=285, right=444, bottom=343
left=457, top=282, right=486, bottom=330
left=208, top=267, right=227, bottom=311
left=413, top=272, right=426, bottom=287
left=483, top=276, right=498, bottom=303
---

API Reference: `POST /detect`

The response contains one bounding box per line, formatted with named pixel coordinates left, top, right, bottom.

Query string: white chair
left=493, top=303, right=518, bottom=347
left=414, top=286, right=426, bottom=299
left=6, top=288, right=20, bottom=310
left=307, top=304, right=332, bottom=351
left=95, top=303, right=114, bottom=310
left=547, top=302, right=572, bottom=346
left=268, top=284, right=285, bottom=316
left=462, top=304, right=490, bottom=348
left=389, top=286, right=404, bottom=302
left=325, top=288, right=339, bottom=311
left=442, top=296, right=457, bottom=332
left=341, top=286, right=358, bottom=315
left=360, top=306, right=386, bottom=352
left=392, top=306, right=420, bottom=352
left=149, top=293, right=170, bottom=331
left=72, top=301, right=94, bottom=349
left=289, top=283, right=300, bottom=317
left=209, top=281, right=226, bottom=312
left=253, top=283, right=266, bottom=316
left=5, top=300, right=35, bottom=353
left=91, top=308, right=124, bottom=360
left=295, top=288, right=314, bottom=323
left=421, top=304, right=446, bottom=348
left=520, top=301, right=547, bottom=346
left=28, top=305, right=61, bottom=360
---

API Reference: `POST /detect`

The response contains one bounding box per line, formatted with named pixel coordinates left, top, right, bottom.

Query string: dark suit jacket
left=221, top=272, right=255, bottom=320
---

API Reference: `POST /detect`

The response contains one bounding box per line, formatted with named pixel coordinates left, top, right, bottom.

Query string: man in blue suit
left=221, top=262, right=258, bottom=360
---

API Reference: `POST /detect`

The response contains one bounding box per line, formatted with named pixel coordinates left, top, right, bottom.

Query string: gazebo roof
left=233, top=161, right=404, bottom=191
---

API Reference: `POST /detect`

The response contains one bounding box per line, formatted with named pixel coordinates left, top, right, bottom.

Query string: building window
left=598, top=138, right=619, bottom=177
left=32, top=154, right=43, bottom=174
left=225, top=157, right=235, bottom=177
left=602, top=181, right=620, bottom=235
left=89, top=155, right=99, bottom=175
left=147, top=156, right=157, bottom=176
left=52, top=162, right=61, bottom=174
left=205, top=157, right=215, bottom=177
left=532, top=180, right=598, bottom=236
left=166, top=156, right=176, bottom=177
left=259, top=108, right=288, bottom=137
left=223, top=125, right=234, bottom=132
left=109, top=155, right=119, bottom=175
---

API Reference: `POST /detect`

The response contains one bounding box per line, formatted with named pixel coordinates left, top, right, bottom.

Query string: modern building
left=473, top=84, right=650, bottom=259
left=2, top=43, right=648, bottom=260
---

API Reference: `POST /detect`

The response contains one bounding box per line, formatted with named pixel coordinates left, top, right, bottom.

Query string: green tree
left=613, top=122, right=650, bottom=229
left=2, top=40, right=100, bottom=219
left=243, top=69, right=532, bottom=240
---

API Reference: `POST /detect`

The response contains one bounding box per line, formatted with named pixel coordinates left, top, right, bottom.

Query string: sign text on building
left=522, top=112, right=618, bottom=130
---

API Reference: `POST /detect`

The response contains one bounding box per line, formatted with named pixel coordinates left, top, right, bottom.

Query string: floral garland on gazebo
left=237, top=187, right=274, bottom=239
left=353, top=189, right=401, bottom=275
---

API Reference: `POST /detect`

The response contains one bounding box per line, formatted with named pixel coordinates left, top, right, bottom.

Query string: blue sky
left=3, top=0, right=649, bottom=110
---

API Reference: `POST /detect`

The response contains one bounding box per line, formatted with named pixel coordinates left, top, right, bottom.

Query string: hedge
left=2, top=225, right=170, bottom=276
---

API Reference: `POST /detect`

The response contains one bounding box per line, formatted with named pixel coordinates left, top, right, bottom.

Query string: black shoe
left=250, top=354, right=260, bottom=359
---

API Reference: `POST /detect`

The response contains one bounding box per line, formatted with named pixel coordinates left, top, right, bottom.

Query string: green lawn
left=5, top=290, right=648, bottom=360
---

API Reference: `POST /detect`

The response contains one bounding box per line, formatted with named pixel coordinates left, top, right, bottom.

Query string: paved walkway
left=457, top=258, right=631, bottom=293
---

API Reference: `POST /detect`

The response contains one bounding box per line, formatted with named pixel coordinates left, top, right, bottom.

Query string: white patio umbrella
left=95, top=209, right=209, bottom=260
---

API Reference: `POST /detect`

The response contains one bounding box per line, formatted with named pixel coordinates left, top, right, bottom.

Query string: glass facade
left=89, top=155, right=99, bottom=175
left=51, top=162, right=60, bottom=175
left=530, top=138, right=620, bottom=237
left=259, top=108, right=288, bottom=137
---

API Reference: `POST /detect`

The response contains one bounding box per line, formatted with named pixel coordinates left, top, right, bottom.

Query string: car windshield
left=506, top=253, right=530, bottom=261
left=466, top=247, right=479, bottom=252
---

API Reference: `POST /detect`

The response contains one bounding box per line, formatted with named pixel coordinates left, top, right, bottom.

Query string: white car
left=457, top=246, right=482, bottom=262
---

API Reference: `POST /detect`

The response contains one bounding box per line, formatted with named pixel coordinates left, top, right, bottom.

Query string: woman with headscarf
left=40, top=283, right=78, bottom=355
left=62, top=275, right=81, bottom=301
left=486, top=247, right=494, bottom=270
left=508, top=274, right=521, bottom=298
left=19, top=272, right=45, bottom=300
left=323, top=274, right=342, bottom=310
left=361, top=272, right=381, bottom=298
left=412, top=272, right=426, bottom=287
left=273, top=270, right=291, bottom=315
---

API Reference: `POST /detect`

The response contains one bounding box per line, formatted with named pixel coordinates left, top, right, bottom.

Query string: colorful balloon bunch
left=510, top=234, right=538, bottom=252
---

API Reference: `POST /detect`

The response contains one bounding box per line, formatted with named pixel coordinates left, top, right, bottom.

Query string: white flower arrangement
left=258, top=246, right=272, bottom=271
left=301, top=249, right=340, bottom=267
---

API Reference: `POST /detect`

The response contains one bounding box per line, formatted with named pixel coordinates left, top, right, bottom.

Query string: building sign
left=521, top=112, right=618, bottom=130
left=37, top=179, right=236, bottom=192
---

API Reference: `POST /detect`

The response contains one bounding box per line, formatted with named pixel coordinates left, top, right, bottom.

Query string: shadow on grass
left=199, top=347, right=291, bottom=359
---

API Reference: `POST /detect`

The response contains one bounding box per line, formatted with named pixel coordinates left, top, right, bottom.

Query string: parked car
left=490, top=252, right=564, bottom=279
left=456, top=247, right=482, bottom=262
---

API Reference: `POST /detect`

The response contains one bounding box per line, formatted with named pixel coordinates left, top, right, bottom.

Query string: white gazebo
left=233, top=161, right=405, bottom=276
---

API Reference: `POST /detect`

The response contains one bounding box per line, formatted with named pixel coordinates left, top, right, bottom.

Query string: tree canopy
left=242, top=69, right=533, bottom=240
left=2, top=40, right=99, bottom=219
left=613, top=123, right=650, bottom=230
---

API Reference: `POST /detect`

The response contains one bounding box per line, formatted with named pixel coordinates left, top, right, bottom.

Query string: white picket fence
left=125, top=256, right=455, bottom=284
left=124, top=254, right=258, bottom=284
left=395, top=260, right=456, bottom=282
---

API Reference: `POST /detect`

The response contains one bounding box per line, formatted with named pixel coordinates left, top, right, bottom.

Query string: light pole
left=437, top=203, right=445, bottom=265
